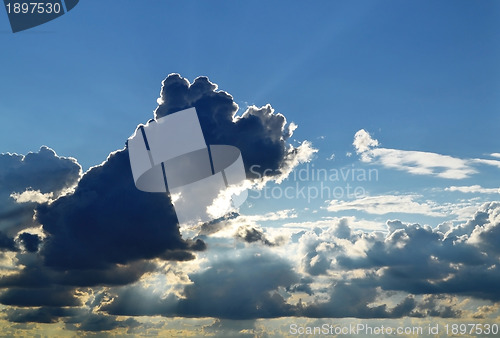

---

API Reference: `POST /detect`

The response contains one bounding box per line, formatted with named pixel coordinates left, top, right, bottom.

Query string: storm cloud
left=0, top=74, right=316, bottom=331
left=153, top=74, right=313, bottom=180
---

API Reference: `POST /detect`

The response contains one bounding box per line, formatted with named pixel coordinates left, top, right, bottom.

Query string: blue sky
left=2, top=1, right=498, bottom=168
left=1, top=1, right=500, bottom=336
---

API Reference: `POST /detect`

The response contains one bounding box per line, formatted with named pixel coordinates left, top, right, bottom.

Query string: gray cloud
left=0, top=74, right=315, bottom=330
left=153, top=74, right=308, bottom=180
left=235, top=225, right=281, bottom=246
left=0, top=146, right=81, bottom=236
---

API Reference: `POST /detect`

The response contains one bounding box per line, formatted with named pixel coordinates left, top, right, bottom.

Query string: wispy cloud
left=353, top=129, right=500, bottom=179
left=327, top=194, right=446, bottom=217
left=445, top=185, right=500, bottom=194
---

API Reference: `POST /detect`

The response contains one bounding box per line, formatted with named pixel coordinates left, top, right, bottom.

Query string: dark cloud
left=0, top=253, right=157, bottom=290
left=302, top=282, right=415, bottom=318
left=0, top=146, right=81, bottom=195
left=0, top=74, right=313, bottom=330
left=5, top=307, right=83, bottom=324
left=329, top=203, right=500, bottom=301
left=18, top=233, right=41, bottom=252
left=104, top=251, right=300, bottom=319
left=154, top=74, right=303, bottom=179
left=235, top=226, right=278, bottom=246
left=203, top=319, right=257, bottom=338
left=0, top=287, right=80, bottom=307
left=37, top=149, right=203, bottom=270
left=0, top=146, right=81, bottom=235
left=67, top=314, right=141, bottom=332
left=176, top=257, right=297, bottom=319
left=0, top=231, right=17, bottom=251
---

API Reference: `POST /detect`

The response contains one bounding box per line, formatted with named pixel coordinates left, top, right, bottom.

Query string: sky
left=0, top=0, right=499, bottom=336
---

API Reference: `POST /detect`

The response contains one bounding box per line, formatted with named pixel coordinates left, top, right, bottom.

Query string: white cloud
left=327, top=194, right=446, bottom=217
left=470, top=158, right=500, bottom=169
left=445, top=185, right=500, bottom=194
left=242, top=209, right=298, bottom=222
left=367, top=148, right=476, bottom=179
left=273, top=140, right=318, bottom=184
left=282, top=216, right=385, bottom=231
left=353, top=129, right=379, bottom=153
left=490, top=153, right=500, bottom=159
left=10, top=189, right=53, bottom=204
left=352, top=129, right=500, bottom=180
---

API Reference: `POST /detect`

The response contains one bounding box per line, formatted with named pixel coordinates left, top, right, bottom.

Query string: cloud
left=5, top=307, right=83, bottom=324
left=17, top=233, right=41, bottom=253
left=302, top=282, right=416, bottom=318
left=470, top=158, right=500, bottom=169
left=153, top=74, right=316, bottom=183
left=94, top=203, right=500, bottom=324
left=352, top=129, right=500, bottom=180
left=235, top=226, right=283, bottom=246
left=327, top=195, right=446, bottom=216
left=36, top=149, right=202, bottom=271
left=175, top=251, right=299, bottom=319
left=332, top=203, right=500, bottom=301
left=10, top=190, right=54, bottom=204
left=353, top=129, right=379, bottom=153
left=0, top=231, right=17, bottom=252
left=445, top=185, right=500, bottom=194
left=0, top=287, right=80, bottom=307
left=103, top=250, right=300, bottom=319
left=0, top=146, right=81, bottom=235
left=0, top=74, right=317, bottom=330
left=65, top=313, right=141, bottom=332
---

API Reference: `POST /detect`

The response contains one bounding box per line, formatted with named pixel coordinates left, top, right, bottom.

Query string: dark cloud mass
left=235, top=225, right=279, bottom=246
left=0, top=146, right=81, bottom=195
left=0, top=146, right=81, bottom=236
left=0, top=231, right=17, bottom=251
left=154, top=74, right=299, bottom=179
left=37, top=149, right=200, bottom=270
left=18, top=233, right=41, bottom=253
left=0, top=74, right=310, bottom=331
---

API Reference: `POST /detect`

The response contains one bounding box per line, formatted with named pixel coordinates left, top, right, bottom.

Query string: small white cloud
left=470, top=158, right=500, bottom=169
left=445, top=185, right=500, bottom=194
left=326, top=153, right=335, bottom=161
left=490, top=153, right=500, bottom=158
left=10, top=189, right=53, bottom=204
left=327, top=194, right=446, bottom=217
left=353, top=129, right=379, bottom=153
left=345, top=152, right=352, bottom=157
left=287, top=122, right=298, bottom=136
